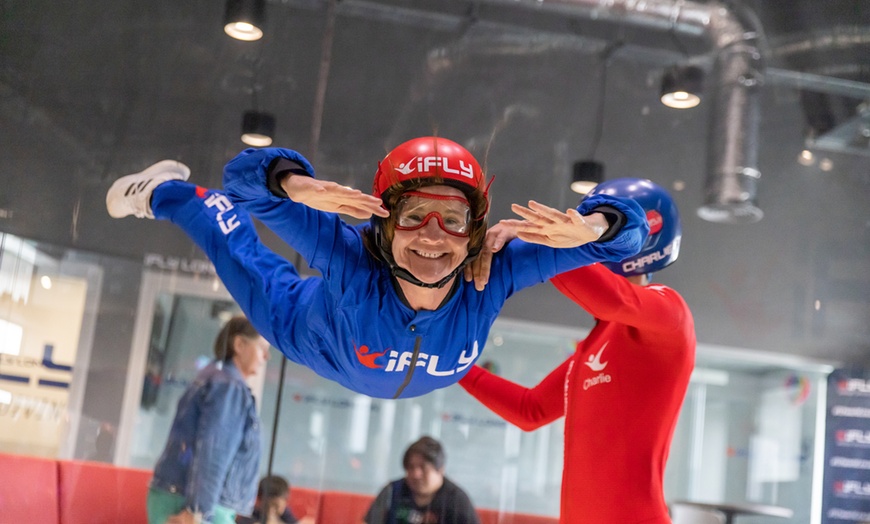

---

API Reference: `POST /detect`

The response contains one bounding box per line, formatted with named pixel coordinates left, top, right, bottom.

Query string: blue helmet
left=584, top=178, right=681, bottom=277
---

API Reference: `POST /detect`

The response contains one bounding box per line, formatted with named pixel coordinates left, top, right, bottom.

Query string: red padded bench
left=311, top=490, right=559, bottom=524
left=478, top=508, right=559, bottom=524
left=0, top=453, right=559, bottom=524
left=316, top=490, right=376, bottom=522
left=0, top=452, right=60, bottom=524
left=57, top=459, right=152, bottom=524
left=288, top=486, right=322, bottom=521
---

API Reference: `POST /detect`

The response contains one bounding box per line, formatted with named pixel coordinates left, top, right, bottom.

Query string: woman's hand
left=281, top=175, right=389, bottom=219
left=464, top=221, right=521, bottom=291
left=464, top=202, right=609, bottom=291
left=509, top=200, right=607, bottom=248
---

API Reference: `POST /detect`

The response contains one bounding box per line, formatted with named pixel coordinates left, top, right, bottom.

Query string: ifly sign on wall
left=822, top=369, right=870, bottom=523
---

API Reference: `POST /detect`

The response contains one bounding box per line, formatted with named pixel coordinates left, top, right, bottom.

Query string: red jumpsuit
left=460, top=263, right=695, bottom=524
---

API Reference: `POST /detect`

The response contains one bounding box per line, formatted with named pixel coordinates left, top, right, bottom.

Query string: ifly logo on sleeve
left=198, top=189, right=240, bottom=235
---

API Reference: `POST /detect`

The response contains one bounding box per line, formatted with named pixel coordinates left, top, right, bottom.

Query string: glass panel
left=254, top=323, right=832, bottom=518
left=128, top=293, right=242, bottom=469
left=0, top=233, right=94, bottom=458
left=664, top=348, right=832, bottom=523
left=257, top=319, right=575, bottom=517
left=0, top=231, right=836, bottom=522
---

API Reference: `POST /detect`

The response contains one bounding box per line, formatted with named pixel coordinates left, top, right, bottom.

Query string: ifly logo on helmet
left=646, top=210, right=663, bottom=234
left=395, top=156, right=475, bottom=179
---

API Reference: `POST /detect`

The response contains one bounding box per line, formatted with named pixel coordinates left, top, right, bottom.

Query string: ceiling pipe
left=295, top=0, right=767, bottom=221
left=476, top=0, right=766, bottom=223
left=700, top=31, right=764, bottom=223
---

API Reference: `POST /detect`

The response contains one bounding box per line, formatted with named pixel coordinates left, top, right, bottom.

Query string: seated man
left=236, top=475, right=314, bottom=524
left=364, top=436, right=480, bottom=524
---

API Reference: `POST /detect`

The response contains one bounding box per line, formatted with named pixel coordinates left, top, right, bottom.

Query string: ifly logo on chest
left=354, top=341, right=479, bottom=377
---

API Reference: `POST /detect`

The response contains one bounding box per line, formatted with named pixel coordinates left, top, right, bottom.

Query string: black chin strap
left=390, top=264, right=463, bottom=289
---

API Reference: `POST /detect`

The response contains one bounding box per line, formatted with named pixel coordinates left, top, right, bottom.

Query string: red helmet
left=369, top=137, right=491, bottom=289
left=373, top=137, right=489, bottom=215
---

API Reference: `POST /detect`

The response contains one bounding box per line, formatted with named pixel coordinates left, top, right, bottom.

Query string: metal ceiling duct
left=289, top=0, right=768, bottom=222
left=479, top=0, right=767, bottom=223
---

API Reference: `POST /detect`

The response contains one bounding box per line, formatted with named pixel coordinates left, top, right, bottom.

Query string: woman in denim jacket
left=147, top=316, right=271, bottom=524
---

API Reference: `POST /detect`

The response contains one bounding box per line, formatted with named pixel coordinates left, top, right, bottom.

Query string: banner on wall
left=822, top=368, right=870, bottom=524
left=0, top=344, right=72, bottom=456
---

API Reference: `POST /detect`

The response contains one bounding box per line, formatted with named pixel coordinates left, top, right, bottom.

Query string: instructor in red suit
left=461, top=178, right=695, bottom=524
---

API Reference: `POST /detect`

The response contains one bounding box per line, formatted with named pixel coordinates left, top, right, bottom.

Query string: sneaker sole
left=106, top=160, right=191, bottom=218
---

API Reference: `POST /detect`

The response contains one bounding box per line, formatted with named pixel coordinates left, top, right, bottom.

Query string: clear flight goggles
left=394, top=191, right=472, bottom=237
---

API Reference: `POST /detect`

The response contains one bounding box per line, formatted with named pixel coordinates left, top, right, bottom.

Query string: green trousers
left=146, top=488, right=236, bottom=524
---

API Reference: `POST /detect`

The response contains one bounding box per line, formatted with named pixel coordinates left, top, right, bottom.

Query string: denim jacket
left=150, top=361, right=261, bottom=521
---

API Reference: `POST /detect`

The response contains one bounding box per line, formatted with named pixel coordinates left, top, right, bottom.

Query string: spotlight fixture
left=241, top=110, right=275, bottom=147
left=570, top=160, right=604, bottom=195
left=660, top=65, right=703, bottom=109
left=224, top=0, right=265, bottom=41
left=797, top=149, right=815, bottom=166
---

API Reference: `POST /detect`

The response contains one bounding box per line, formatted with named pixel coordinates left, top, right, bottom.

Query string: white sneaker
left=106, top=160, right=191, bottom=219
